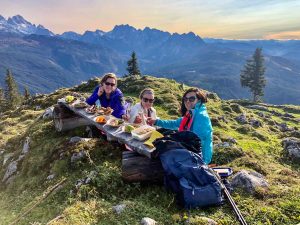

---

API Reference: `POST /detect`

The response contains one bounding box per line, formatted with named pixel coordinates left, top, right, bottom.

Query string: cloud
left=264, top=30, right=300, bottom=39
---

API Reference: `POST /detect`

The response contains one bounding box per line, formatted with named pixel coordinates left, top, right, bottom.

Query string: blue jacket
left=155, top=102, right=213, bottom=164
left=86, top=87, right=126, bottom=118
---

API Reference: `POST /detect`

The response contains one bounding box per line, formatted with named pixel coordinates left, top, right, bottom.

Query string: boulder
left=2, top=160, right=18, bottom=182
left=42, top=106, right=54, bottom=119
left=258, top=112, right=265, bottom=118
left=282, top=137, right=300, bottom=161
left=231, top=170, right=268, bottom=194
left=71, top=150, right=87, bottom=163
left=69, top=136, right=91, bottom=144
left=283, top=113, right=295, bottom=118
left=47, top=174, right=55, bottom=180
left=141, top=217, right=157, bottom=225
left=235, top=114, right=247, bottom=124
left=250, top=119, right=262, bottom=127
left=3, top=153, right=14, bottom=166
left=112, top=204, right=126, bottom=215
left=188, top=216, right=217, bottom=225
left=278, top=123, right=294, bottom=132
left=22, top=137, right=30, bottom=154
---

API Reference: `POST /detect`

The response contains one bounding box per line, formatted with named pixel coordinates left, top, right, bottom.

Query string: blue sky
left=1, top=0, right=300, bottom=39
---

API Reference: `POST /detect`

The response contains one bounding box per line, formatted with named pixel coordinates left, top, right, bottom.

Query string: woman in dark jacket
left=86, top=73, right=125, bottom=118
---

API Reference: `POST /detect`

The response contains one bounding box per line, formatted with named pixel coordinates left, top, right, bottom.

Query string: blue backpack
left=154, top=131, right=223, bottom=209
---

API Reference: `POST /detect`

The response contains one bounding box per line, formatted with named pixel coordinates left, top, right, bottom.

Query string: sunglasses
left=104, top=82, right=116, bottom=87
left=142, top=97, right=155, bottom=103
left=183, top=96, right=197, bottom=102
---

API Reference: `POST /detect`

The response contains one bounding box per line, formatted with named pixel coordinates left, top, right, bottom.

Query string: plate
left=73, top=102, right=88, bottom=109
left=131, top=125, right=155, bottom=141
left=85, top=106, right=97, bottom=114
left=106, top=118, right=124, bottom=127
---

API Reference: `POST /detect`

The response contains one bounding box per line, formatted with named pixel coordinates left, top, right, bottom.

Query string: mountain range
left=0, top=15, right=300, bottom=104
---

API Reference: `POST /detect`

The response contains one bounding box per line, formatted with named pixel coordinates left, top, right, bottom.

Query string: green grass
left=0, top=76, right=300, bottom=225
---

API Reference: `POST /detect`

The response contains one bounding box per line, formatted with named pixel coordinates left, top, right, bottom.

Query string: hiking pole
left=209, top=168, right=248, bottom=225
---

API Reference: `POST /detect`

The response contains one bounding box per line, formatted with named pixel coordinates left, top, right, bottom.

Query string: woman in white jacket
left=128, top=88, right=157, bottom=125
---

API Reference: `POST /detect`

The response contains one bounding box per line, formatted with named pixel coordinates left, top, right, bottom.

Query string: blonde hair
left=100, top=73, right=117, bottom=86
left=139, top=88, right=155, bottom=99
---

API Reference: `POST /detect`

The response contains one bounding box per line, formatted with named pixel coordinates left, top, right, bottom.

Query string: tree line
left=0, top=69, right=30, bottom=112
left=0, top=48, right=266, bottom=113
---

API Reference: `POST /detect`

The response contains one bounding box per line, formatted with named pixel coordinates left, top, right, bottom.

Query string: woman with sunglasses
left=148, top=88, right=213, bottom=164
left=127, top=88, right=157, bottom=124
left=86, top=73, right=126, bottom=118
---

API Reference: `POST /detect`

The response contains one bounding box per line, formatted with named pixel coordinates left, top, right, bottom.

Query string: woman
left=148, top=88, right=213, bottom=164
left=128, top=88, right=157, bottom=124
left=86, top=73, right=125, bottom=119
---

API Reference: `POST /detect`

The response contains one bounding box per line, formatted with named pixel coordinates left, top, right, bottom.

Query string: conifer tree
left=24, top=86, right=31, bottom=101
left=240, top=48, right=266, bottom=102
left=0, top=87, right=6, bottom=112
left=4, top=69, right=21, bottom=109
left=126, top=51, right=141, bottom=76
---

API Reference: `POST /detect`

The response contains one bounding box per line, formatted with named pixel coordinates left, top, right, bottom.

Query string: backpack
left=154, top=131, right=223, bottom=208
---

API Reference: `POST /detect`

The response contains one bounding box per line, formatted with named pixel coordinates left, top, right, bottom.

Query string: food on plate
left=125, top=124, right=135, bottom=133
left=102, top=107, right=114, bottom=115
left=106, top=118, right=124, bottom=127
left=65, top=95, right=75, bottom=103
left=134, top=127, right=154, bottom=135
left=73, top=102, right=88, bottom=108
left=85, top=105, right=97, bottom=114
left=94, top=116, right=106, bottom=124
left=131, top=125, right=156, bottom=141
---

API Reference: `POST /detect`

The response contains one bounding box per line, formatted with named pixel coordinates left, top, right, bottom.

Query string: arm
left=86, top=87, right=99, bottom=105
left=192, top=109, right=213, bottom=164
left=111, top=95, right=126, bottom=119
left=155, top=117, right=182, bottom=130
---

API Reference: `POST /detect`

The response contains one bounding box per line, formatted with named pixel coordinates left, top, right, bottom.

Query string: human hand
left=122, top=114, right=129, bottom=121
left=134, top=115, right=142, bottom=124
left=97, top=85, right=104, bottom=96
left=147, top=117, right=156, bottom=126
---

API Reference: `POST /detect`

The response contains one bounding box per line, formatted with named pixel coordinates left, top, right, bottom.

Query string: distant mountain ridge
left=0, top=15, right=54, bottom=36
left=0, top=14, right=299, bottom=104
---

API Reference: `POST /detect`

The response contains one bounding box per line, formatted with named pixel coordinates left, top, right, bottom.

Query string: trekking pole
left=209, top=168, right=248, bottom=225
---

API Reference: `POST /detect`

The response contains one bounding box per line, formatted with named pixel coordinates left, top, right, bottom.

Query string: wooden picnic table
left=53, top=99, right=156, bottom=159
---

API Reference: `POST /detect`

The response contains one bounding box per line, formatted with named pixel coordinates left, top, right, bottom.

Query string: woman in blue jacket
left=148, top=88, right=213, bottom=164
left=86, top=73, right=126, bottom=118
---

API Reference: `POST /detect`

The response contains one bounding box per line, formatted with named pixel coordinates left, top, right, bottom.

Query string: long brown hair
left=181, top=88, right=207, bottom=116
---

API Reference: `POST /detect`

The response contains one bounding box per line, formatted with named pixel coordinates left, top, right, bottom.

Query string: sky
left=1, top=0, right=300, bottom=39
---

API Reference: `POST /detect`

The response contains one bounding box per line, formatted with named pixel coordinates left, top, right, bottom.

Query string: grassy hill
left=0, top=76, right=299, bottom=225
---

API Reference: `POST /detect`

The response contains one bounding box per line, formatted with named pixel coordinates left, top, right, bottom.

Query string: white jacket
left=128, top=103, right=157, bottom=124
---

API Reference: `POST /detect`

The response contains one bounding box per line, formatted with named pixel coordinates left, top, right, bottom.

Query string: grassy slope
left=0, top=76, right=299, bottom=225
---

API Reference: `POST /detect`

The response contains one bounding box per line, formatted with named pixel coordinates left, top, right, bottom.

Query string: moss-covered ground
left=0, top=76, right=299, bottom=225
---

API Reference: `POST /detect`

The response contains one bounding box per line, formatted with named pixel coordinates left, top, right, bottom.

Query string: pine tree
left=126, top=51, right=141, bottom=76
left=240, top=48, right=266, bottom=102
left=24, top=86, right=31, bottom=101
left=4, top=69, right=21, bottom=109
left=0, top=87, right=6, bottom=112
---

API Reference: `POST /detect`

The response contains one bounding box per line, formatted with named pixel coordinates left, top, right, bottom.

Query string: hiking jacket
left=86, top=87, right=126, bottom=118
left=155, top=102, right=213, bottom=164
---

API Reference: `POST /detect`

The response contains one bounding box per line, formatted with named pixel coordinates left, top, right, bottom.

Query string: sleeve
left=199, top=129, right=213, bottom=165
left=129, top=104, right=140, bottom=123
left=86, top=87, right=99, bottom=105
left=192, top=110, right=213, bottom=164
left=151, top=108, right=157, bottom=120
left=111, top=94, right=126, bottom=119
left=155, top=117, right=182, bottom=130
